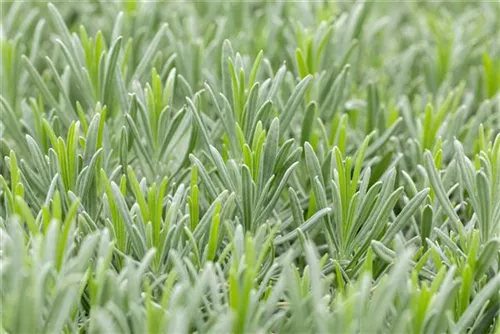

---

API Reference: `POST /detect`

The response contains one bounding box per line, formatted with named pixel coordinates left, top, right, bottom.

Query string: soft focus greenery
left=1, top=1, right=500, bottom=333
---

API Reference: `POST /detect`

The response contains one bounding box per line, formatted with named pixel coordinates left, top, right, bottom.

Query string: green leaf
left=454, top=273, right=500, bottom=333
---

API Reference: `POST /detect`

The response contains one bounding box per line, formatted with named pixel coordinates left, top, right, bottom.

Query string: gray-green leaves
left=1, top=1, right=500, bottom=333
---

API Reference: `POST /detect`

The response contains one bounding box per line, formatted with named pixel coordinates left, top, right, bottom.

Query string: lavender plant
left=1, top=1, right=500, bottom=333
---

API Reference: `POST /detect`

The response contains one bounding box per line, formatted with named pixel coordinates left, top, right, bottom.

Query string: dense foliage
left=1, top=1, right=500, bottom=333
